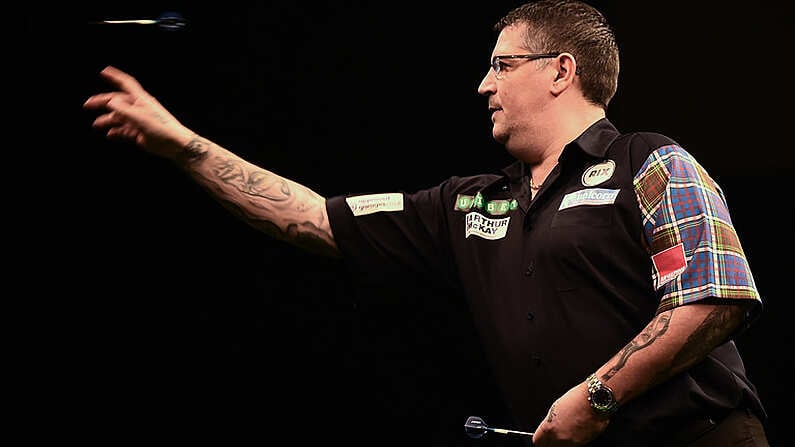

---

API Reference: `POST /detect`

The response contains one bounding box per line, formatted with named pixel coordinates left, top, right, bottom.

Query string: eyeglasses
left=490, top=53, right=560, bottom=79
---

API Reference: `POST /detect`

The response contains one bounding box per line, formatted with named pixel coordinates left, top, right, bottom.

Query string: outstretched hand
left=83, top=66, right=195, bottom=160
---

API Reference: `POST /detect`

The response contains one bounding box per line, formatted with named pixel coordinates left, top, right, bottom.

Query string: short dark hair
left=496, top=0, right=619, bottom=109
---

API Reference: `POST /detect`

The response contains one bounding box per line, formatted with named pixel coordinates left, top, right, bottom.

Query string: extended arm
left=83, top=66, right=339, bottom=257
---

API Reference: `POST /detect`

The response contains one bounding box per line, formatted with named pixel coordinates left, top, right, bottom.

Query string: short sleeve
left=325, top=185, right=458, bottom=289
left=633, top=145, right=761, bottom=316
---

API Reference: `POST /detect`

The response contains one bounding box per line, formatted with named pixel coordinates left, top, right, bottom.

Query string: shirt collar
left=566, top=117, right=621, bottom=159
left=499, top=117, right=621, bottom=182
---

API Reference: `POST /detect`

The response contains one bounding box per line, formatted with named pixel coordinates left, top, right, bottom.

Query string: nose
left=477, top=70, right=496, bottom=96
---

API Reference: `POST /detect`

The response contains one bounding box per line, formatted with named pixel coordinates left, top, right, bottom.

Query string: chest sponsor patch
left=465, top=212, right=510, bottom=240
left=559, top=188, right=620, bottom=210
left=582, top=160, right=616, bottom=186
left=652, top=242, right=687, bottom=289
left=455, top=193, right=518, bottom=216
left=345, top=193, right=404, bottom=216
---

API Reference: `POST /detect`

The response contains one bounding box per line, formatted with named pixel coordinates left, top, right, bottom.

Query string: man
left=83, top=1, right=768, bottom=445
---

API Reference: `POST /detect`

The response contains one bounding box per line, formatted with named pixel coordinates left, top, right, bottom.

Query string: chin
left=493, top=130, right=509, bottom=145
left=501, top=139, right=528, bottom=161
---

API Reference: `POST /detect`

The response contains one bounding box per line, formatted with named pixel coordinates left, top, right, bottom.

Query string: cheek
left=501, top=96, right=531, bottom=124
left=511, top=89, right=540, bottom=110
left=501, top=87, right=531, bottom=113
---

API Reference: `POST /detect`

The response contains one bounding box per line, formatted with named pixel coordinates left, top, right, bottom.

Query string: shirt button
left=530, top=355, right=542, bottom=366
left=526, top=312, right=535, bottom=321
left=525, top=261, right=535, bottom=276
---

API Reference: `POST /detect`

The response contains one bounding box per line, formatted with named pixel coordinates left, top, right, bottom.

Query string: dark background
left=23, top=1, right=792, bottom=445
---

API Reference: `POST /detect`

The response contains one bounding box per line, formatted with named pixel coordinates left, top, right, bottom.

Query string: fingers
left=85, top=66, right=149, bottom=144
left=99, top=65, right=147, bottom=96
left=85, top=96, right=134, bottom=136
left=89, top=94, right=141, bottom=139
left=92, top=111, right=128, bottom=139
left=83, top=90, right=139, bottom=113
left=91, top=109, right=124, bottom=129
left=83, top=93, right=115, bottom=110
left=107, top=124, right=141, bottom=141
left=82, top=66, right=149, bottom=110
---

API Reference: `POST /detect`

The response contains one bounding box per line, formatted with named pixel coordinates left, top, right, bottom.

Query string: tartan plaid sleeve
left=633, top=145, right=761, bottom=314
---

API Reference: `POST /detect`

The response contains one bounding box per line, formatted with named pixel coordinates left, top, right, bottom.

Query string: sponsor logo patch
left=484, top=199, right=515, bottom=216
left=559, top=188, right=620, bottom=210
left=652, top=243, right=687, bottom=289
left=455, top=194, right=518, bottom=215
left=455, top=194, right=476, bottom=211
left=465, top=212, right=510, bottom=240
left=582, top=160, right=616, bottom=186
left=345, top=193, right=404, bottom=216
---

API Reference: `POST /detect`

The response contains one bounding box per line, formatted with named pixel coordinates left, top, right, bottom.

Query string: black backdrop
left=23, top=1, right=793, bottom=445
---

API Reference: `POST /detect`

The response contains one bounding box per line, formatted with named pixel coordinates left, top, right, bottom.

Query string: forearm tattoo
left=603, top=310, right=672, bottom=380
left=602, top=304, right=745, bottom=384
left=178, top=137, right=210, bottom=164
left=179, top=139, right=338, bottom=257
left=547, top=401, right=559, bottom=423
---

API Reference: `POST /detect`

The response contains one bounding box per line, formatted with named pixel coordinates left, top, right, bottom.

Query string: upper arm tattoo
left=672, top=302, right=746, bottom=367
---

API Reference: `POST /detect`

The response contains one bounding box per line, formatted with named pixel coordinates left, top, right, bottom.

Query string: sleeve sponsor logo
left=651, top=242, right=687, bottom=289
left=465, top=212, right=510, bottom=240
left=345, top=193, right=404, bottom=216
left=559, top=188, right=620, bottom=210
left=582, top=160, right=616, bottom=186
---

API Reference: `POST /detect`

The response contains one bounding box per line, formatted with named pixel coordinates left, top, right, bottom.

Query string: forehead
left=492, top=24, right=528, bottom=55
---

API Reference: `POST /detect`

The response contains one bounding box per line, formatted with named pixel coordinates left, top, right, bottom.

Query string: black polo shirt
left=325, top=118, right=764, bottom=446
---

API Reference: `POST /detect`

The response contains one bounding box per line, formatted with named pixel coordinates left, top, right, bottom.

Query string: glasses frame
left=490, top=53, right=561, bottom=79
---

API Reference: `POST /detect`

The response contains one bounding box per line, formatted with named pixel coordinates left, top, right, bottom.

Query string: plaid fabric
left=634, top=145, right=760, bottom=313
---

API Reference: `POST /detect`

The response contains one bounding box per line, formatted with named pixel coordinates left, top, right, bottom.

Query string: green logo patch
left=455, top=194, right=519, bottom=216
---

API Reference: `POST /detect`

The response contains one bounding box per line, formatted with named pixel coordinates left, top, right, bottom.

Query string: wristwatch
left=586, top=373, right=618, bottom=416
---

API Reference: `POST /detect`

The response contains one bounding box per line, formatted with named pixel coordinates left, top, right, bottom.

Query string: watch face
left=593, top=388, right=612, bottom=407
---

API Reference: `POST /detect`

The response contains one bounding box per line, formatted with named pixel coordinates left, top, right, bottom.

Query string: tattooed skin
left=603, top=303, right=746, bottom=385
left=603, top=310, right=672, bottom=380
left=672, top=303, right=745, bottom=369
left=178, top=138, right=210, bottom=165
left=177, top=138, right=339, bottom=257
left=215, top=163, right=295, bottom=204
left=547, top=401, right=559, bottom=423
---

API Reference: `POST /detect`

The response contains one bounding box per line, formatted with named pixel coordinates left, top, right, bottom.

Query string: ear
left=550, top=52, right=577, bottom=95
